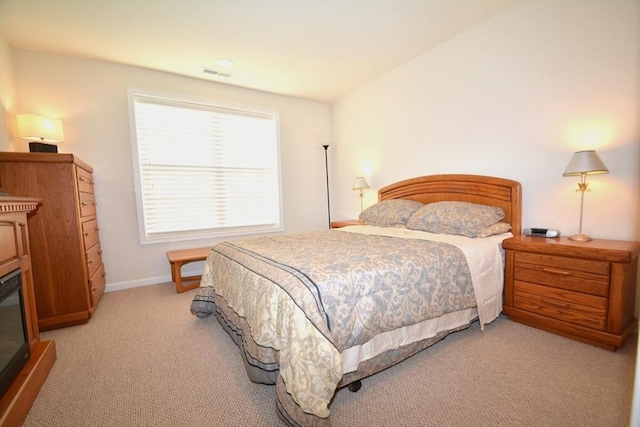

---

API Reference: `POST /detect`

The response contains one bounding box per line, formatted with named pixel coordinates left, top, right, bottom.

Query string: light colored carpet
left=22, top=282, right=636, bottom=426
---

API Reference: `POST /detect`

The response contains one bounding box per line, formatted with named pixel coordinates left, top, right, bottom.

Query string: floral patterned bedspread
left=191, top=226, right=506, bottom=425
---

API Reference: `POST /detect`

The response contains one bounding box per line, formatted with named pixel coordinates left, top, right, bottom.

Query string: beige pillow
left=475, top=222, right=512, bottom=238
left=406, top=201, right=505, bottom=237
left=359, top=199, right=424, bottom=228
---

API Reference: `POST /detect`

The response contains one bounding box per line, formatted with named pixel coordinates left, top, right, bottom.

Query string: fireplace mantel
left=0, top=197, right=56, bottom=426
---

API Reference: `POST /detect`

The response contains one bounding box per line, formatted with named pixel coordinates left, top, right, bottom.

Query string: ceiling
left=0, top=0, right=517, bottom=103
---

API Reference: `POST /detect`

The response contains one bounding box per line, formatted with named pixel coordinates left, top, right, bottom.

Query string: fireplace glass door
left=0, top=268, right=30, bottom=397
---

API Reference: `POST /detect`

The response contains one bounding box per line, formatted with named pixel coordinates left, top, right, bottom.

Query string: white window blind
left=130, top=91, right=281, bottom=243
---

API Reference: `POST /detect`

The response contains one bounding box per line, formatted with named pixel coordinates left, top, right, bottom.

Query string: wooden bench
left=166, top=247, right=211, bottom=293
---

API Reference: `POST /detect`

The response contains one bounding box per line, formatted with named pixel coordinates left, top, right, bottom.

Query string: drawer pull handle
left=81, top=201, right=88, bottom=205
left=87, top=259, right=94, bottom=264
left=542, top=267, right=570, bottom=276
left=83, top=232, right=89, bottom=236
left=79, top=176, right=95, bottom=185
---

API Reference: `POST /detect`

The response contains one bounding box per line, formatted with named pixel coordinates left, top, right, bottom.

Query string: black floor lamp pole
left=322, top=144, right=331, bottom=229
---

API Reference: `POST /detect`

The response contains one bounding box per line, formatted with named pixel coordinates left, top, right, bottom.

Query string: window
left=129, top=90, right=282, bottom=243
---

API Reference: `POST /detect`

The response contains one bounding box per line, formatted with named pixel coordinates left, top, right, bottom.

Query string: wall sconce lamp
left=17, top=114, right=64, bottom=153
left=352, top=176, right=369, bottom=213
left=562, top=150, right=609, bottom=241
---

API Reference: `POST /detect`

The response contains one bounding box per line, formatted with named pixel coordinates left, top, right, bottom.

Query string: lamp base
left=29, top=142, right=58, bottom=153
left=568, top=233, right=592, bottom=242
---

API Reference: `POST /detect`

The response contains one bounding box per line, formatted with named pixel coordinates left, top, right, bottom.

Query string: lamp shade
left=352, top=177, right=369, bottom=190
left=17, top=114, right=64, bottom=143
left=562, top=150, right=608, bottom=176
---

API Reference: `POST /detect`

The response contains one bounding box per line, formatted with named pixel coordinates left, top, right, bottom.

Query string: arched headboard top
left=378, top=174, right=522, bottom=236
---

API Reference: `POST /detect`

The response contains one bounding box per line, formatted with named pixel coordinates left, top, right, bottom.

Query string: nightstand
left=330, top=219, right=363, bottom=229
left=502, top=235, right=640, bottom=351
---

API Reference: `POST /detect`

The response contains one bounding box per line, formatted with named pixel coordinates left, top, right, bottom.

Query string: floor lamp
left=322, top=145, right=331, bottom=229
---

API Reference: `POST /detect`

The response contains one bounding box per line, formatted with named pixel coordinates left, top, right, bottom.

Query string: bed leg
left=347, top=380, right=362, bottom=392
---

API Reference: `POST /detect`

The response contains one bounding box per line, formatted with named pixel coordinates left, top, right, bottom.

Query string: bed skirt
left=192, top=286, right=475, bottom=426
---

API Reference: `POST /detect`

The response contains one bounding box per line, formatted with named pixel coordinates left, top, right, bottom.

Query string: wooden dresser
left=0, top=197, right=56, bottom=426
left=503, top=235, right=639, bottom=350
left=0, top=153, right=106, bottom=330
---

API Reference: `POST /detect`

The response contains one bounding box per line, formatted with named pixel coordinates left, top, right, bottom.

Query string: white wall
left=331, top=0, right=640, bottom=315
left=10, top=51, right=332, bottom=289
left=0, top=38, right=16, bottom=151
left=332, top=0, right=639, bottom=243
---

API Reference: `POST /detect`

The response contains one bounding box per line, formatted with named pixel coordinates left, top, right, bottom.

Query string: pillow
left=359, top=199, right=424, bottom=227
left=475, top=222, right=512, bottom=238
left=406, top=201, right=505, bottom=237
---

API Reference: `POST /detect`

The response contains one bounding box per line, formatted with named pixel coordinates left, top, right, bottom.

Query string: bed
left=191, top=174, right=522, bottom=426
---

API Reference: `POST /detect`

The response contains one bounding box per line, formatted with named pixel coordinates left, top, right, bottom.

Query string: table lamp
left=562, top=150, right=608, bottom=241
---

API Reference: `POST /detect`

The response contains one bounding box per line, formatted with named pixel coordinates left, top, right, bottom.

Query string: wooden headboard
left=378, top=174, right=522, bottom=236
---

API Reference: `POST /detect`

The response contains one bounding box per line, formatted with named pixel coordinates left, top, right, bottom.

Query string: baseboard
left=105, top=266, right=203, bottom=293
left=105, top=275, right=172, bottom=292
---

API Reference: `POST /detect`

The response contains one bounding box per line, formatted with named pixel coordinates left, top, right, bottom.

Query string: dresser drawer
left=88, top=263, right=106, bottom=307
left=514, top=281, right=607, bottom=330
left=82, top=219, right=100, bottom=250
left=76, top=167, right=95, bottom=194
left=86, top=242, right=103, bottom=277
left=79, top=191, right=97, bottom=217
left=514, top=252, right=609, bottom=297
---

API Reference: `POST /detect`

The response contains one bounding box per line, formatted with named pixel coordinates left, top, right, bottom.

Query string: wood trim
left=0, top=197, right=40, bottom=214
left=0, top=152, right=93, bottom=173
left=608, top=258, right=638, bottom=334
left=503, top=306, right=623, bottom=351
left=0, top=341, right=57, bottom=427
left=0, top=197, right=56, bottom=427
left=330, top=219, right=363, bottom=228
left=503, top=236, right=640, bottom=263
left=38, top=311, right=91, bottom=331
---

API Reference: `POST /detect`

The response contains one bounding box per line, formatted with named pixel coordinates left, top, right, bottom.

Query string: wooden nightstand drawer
left=514, top=281, right=607, bottom=330
left=514, top=252, right=609, bottom=297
